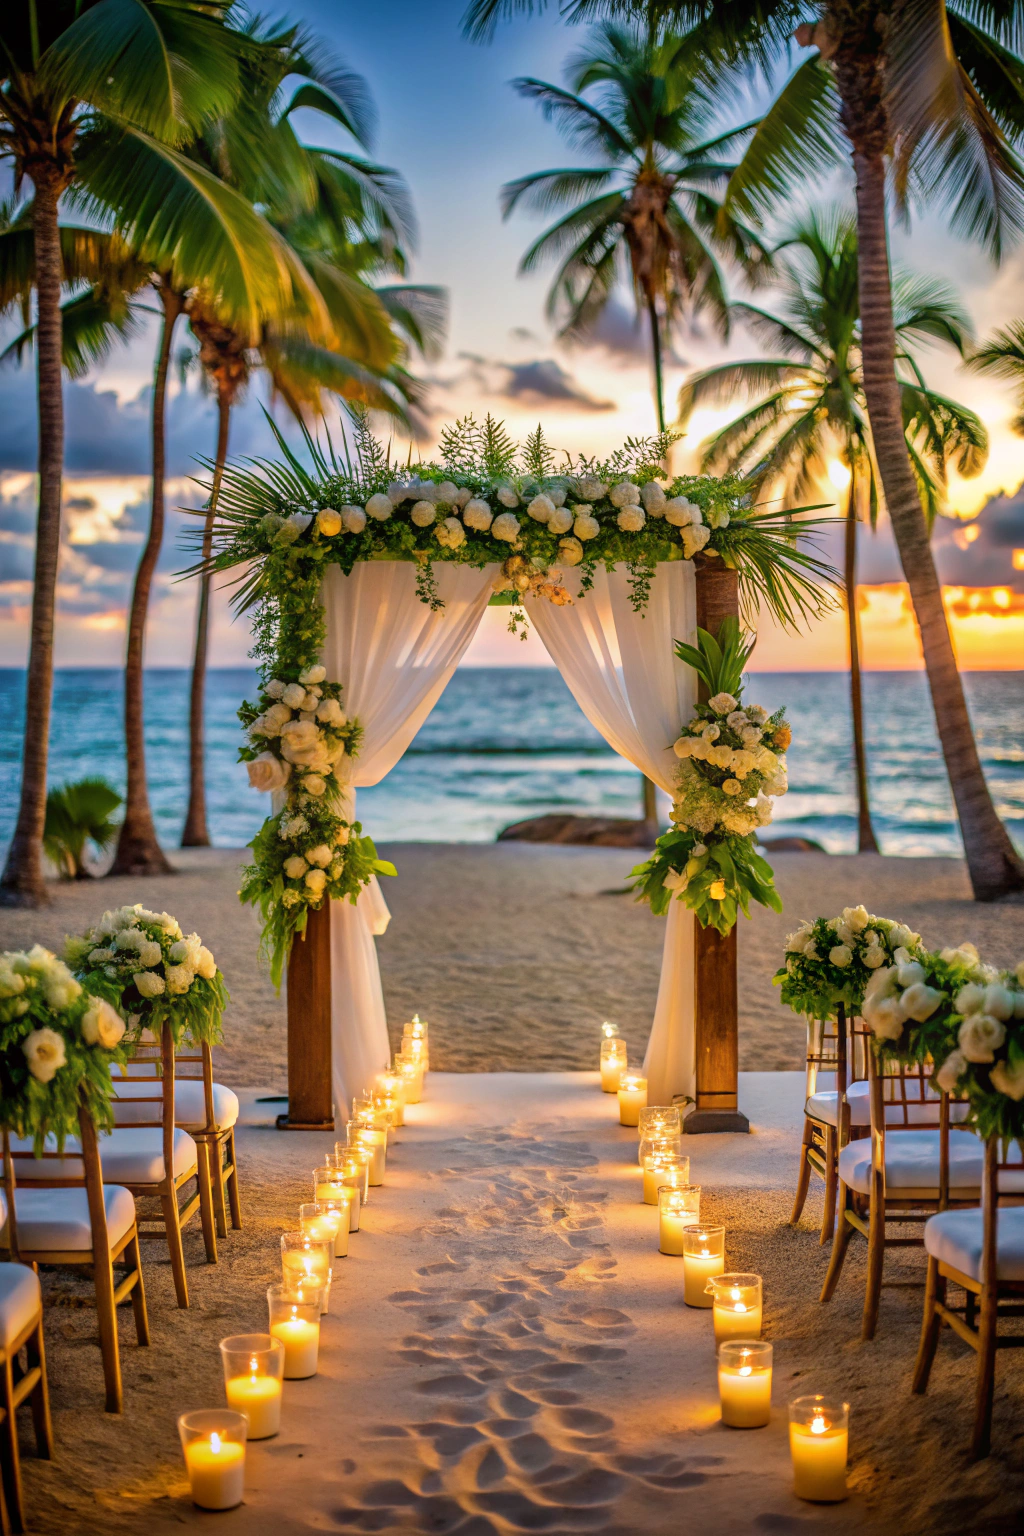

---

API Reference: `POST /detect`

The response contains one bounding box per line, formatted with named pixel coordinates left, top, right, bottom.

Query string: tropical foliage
left=969, top=319, right=1024, bottom=435
left=43, top=778, right=122, bottom=880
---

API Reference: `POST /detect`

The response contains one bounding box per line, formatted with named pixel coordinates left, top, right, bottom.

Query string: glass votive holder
left=600, top=1020, right=620, bottom=1039
left=178, top=1409, right=247, bottom=1509
left=347, top=1121, right=386, bottom=1184
left=394, top=1053, right=423, bottom=1104
left=600, top=1038, right=628, bottom=1093
left=299, top=1199, right=349, bottom=1258
left=657, top=1184, right=701, bottom=1251
left=639, top=1134, right=686, bottom=1176
left=314, top=1161, right=358, bottom=1213
left=708, top=1273, right=762, bottom=1343
left=378, top=1071, right=406, bottom=1126
left=682, top=1224, right=725, bottom=1304
left=280, top=1232, right=332, bottom=1313
left=718, top=1341, right=773, bottom=1428
left=267, top=1283, right=322, bottom=1379
left=637, top=1107, right=681, bottom=1159
left=643, top=1153, right=688, bottom=1205
left=219, top=1334, right=284, bottom=1440
left=335, top=1154, right=369, bottom=1218
left=789, top=1396, right=849, bottom=1502
left=617, top=1072, right=648, bottom=1126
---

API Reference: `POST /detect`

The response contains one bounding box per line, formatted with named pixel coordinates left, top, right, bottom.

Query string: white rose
left=527, top=494, right=555, bottom=523
left=708, top=693, right=738, bottom=716
left=830, top=945, right=853, bottom=968
left=279, top=719, right=324, bottom=766
left=195, top=947, right=217, bottom=981
left=462, top=498, right=493, bottom=531
left=936, top=1049, right=968, bottom=1094
left=896, top=960, right=926, bottom=988
left=547, top=506, right=573, bottom=535
left=722, top=778, right=743, bottom=796
left=307, top=844, right=333, bottom=868
left=304, top=868, right=327, bottom=895
left=335, top=825, right=351, bottom=846
left=681, top=524, right=712, bottom=558
left=641, top=481, right=666, bottom=516
left=137, top=940, right=162, bottom=968
left=342, top=504, right=367, bottom=534
left=901, top=981, right=945, bottom=1022
left=284, top=855, right=308, bottom=879
left=863, top=946, right=886, bottom=969
left=673, top=736, right=694, bottom=759
left=436, top=516, right=466, bottom=549
left=304, top=775, right=327, bottom=796
left=81, top=998, right=126, bottom=1050
left=958, top=1012, right=1006, bottom=1063
left=955, top=983, right=985, bottom=1016
left=257, top=701, right=293, bottom=737
left=867, top=996, right=907, bottom=1041
left=839, top=904, right=870, bottom=934
left=496, top=486, right=520, bottom=508
left=664, top=496, right=699, bottom=527
left=940, top=942, right=980, bottom=966
left=991, top=1057, right=1024, bottom=1101
left=557, top=537, right=583, bottom=567
left=889, top=925, right=919, bottom=951
left=315, top=698, right=345, bottom=728
left=265, top=679, right=286, bottom=699
left=164, top=964, right=193, bottom=996
left=298, top=665, right=326, bottom=686
left=608, top=480, right=640, bottom=507
left=365, top=493, right=393, bottom=521
left=983, top=984, right=1015, bottom=1021
left=616, top=506, right=645, bottom=533
left=281, top=683, right=306, bottom=709
left=726, top=711, right=748, bottom=730
left=316, top=508, right=342, bottom=536
left=730, top=749, right=757, bottom=779
left=247, top=752, right=291, bottom=793
left=491, top=512, right=521, bottom=543
left=113, top=929, right=143, bottom=952
left=574, top=513, right=600, bottom=541
left=411, top=500, right=437, bottom=527
left=22, top=1027, right=66, bottom=1083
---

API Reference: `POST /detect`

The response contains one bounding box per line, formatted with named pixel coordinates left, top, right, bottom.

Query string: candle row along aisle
left=598, top=1020, right=851, bottom=1505
left=178, top=1017, right=430, bottom=1511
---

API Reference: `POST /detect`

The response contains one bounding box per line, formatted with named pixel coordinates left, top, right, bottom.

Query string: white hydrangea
left=366, top=493, right=393, bottom=521
left=664, top=497, right=700, bottom=527
left=491, top=512, right=521, bottom=543
left=411, top=500, right=437, bottom=527
left=608, top=480, right=640, bottom=507
left=436, top=516, right=466, bottom=549
left=284, top=854, right=308, bottom=879
left=436, top=482, right=460, bottom=504
left=527, top=494, right=555, bottom=523
left=316, top=508, right=342, bottom=536
left=341, top=505, right=367, bottom=534
left=574, top=512, right=600, bottom=541
left=278, top=511, right=312, bottom=543
left=681, top=524, right=711, bottom=558
left=387, top=481, right=412, bottom=504
left=641, top=482, right=666, bottom=516
left=137, top=940, right=162, bottom=968
left=547, top=485, right=567, bottom=507
left=617, top=506, right=645, bottom=533
left=135, top=970, right=166, bottom=999
left=265, top=679, right=286, bottom=700
left=164, top=964, right=193, bottom=996
left=463, top=499, right=493, bottom=531
left=576, top=475, right=607, bottom=501
left=452, top=487, right=473, bottom=508
left=282, top=682, right=307, bottom=709
left=305, top=868, right=327, bottom=894
left=557, top=537, right=584, bottom=566
left=547, top=506, right=573, bottom=535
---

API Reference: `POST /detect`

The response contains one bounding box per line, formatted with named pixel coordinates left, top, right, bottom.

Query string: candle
left=789, top=1397, right=849, bottom=1502
left=600, top=1038, right=628, bottom=1093
left=348, top=1121, right=386, bottom=1185
left=658, top=1185, right=701, bottom=1252
left=643, top=1154, right=688, bottom=1205
left=637, top=1111, right=682, bottom=1164
left=300, top=1200, right=349, bottom=1258
left=315, top=1164, right=361, bottom=1223
left=617, top=1072, right=647, bottom=1127
left=267, top=1284, right=321, bottom=1378
left=718, top=1341, right=772, bottom=1428
left=377, top=1072, right=405, bottom=1127
left=708, top=1274, right=762, bottom=1343
left=178, top=1412, right=247, bottom=1510
left=281, top=1232, right=332, bottom=1312
left=219, top=1335, right=284, bottom=1440
left=682, top=1225, right=725, bottom=1304
left=335, top=1146, right=371, bottom=1207
left=395, top=1053, right=423, bottom=1104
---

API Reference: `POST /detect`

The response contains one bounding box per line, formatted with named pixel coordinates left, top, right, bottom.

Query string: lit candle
left=643, top=1154, right=687, bottom=1205
left=658, top=1185, right=701, bottom=1251
left=600, top=1038, right=628, bottom=1093
left=299, top=1200, right=349, bottom=1258
left=267, top=1284, right=321, bottom=1378
left=600, top=1021, right=620, bottom=1039
left=718, top=1341, right=772, bottom=1428
left=349, top=1121, right=386, bottom=1185
left=708, top=1273, right=762, bottom=1343
left=219, top=1336, right=284, bottom=1440
left=281, top=1232, right=332, bottom=1313
left=789, top=1397, right=849, bottom=1502
left=617, top=1072, right=648, bottom=1127
left=682, top=1225, right=725, bottom=1304
left=395, top=1053, right=423, bottom=1105
left=377, top=1072, right=406, bottom=1127
left=637, top=1111, right=682, bottom=1164
left=334, top=1145, right=371, bottom=1208
left=178, top=1412, right=247, bottom=1510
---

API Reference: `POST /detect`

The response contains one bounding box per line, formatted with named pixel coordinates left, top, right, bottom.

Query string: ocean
left=0, top=668, right=1021, bottom=858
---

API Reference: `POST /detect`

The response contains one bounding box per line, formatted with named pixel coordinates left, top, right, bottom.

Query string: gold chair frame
left=0, top=1276, right=52, bottom=1534
left=791, top=1003, right=869, bottom=1244
left=1, top=1110, right=148, bottom=1414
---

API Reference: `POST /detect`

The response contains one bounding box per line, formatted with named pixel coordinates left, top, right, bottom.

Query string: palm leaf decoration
left=674, top=617, right=756, bottom=697
left=43, top=779, right=122, bottom=880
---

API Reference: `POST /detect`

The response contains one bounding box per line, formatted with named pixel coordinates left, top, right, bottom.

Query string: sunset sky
left=0, top=0, right=1022, bottom=672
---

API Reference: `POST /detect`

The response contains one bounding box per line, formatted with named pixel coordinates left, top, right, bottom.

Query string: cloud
left=933, top=489, right=1024, bottom=590
left=455, top=352, right=615, bottom=411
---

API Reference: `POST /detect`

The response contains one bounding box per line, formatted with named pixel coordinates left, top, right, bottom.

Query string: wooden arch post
left=685, top=557, right=749, bottom=1134
left=278, top=902, right=334, bottom=1130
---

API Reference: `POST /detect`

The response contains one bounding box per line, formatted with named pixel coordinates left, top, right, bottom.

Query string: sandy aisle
left=0, top=844, right=1019, bottom=1084
left=15, top=1072, right=1022, bottom=1536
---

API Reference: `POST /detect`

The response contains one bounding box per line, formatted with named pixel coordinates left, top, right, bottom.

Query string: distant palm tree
left=0, top=0, right=246, bottom=906
left=679, top=209, right=987, bottom=852
left=502, top=19, right=770, bottom=432
left=968, top=321, right=1024, bottom=434
left=44, top=778, right=122, bottom=879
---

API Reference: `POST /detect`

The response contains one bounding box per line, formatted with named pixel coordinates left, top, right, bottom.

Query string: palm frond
left=723, top=56, right=844, bottom=225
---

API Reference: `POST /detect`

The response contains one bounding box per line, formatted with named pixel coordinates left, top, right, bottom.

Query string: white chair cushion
left=12, top=1186, right=136, bottom=1253
left=924, top=1207, right=1024, bottom=1282
left=806, top=1080, right=871, bottom=1127
left=838, top=1128, right=984, bottom=1197
left=111, top=1079, right=239, bottom=1131
left=0, top=1263, right=41, bottom=1348
left=0, top=1190, right=7, bottom=1230
left=7, top=1127, right=198, bottom=1184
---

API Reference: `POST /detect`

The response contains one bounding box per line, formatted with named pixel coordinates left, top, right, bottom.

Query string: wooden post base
left=281, top=901, right=334, bottom=1131
left=683, top=1108, right=750, bottom=1134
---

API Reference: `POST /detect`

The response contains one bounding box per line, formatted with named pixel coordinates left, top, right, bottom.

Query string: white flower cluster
left=935, top=962, right=1024, bottom=1098
left=861, top=945, right=952, bottom=1041
left=785, top=907, right=921, bottom=972
left=669, top=694, right=789, bottom=840
left=278, top=819, right=351, bottom=910
left=70, top=905, right=217, bottom=1003
left=0, top=945, right=126, bottom=1084
left=247, top=664, right=349, bottom=801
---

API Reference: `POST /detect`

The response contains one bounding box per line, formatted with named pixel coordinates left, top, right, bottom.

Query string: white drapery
left=320, top=560, right=499, bottom=1121
left=527, top=562, right=698, bottom=1106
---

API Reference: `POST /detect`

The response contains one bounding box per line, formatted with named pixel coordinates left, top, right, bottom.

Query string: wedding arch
left=194, top=413, right=836, bottom=1131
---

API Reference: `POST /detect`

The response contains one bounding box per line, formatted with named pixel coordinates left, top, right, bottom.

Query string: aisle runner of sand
left=224, top=1074, right=876, bottom=1536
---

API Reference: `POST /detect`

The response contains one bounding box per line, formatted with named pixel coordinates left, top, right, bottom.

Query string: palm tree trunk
left=181, top=392, right=231, bottom=847
left=647, top=294, right=666, bottom=433
left=852, top=148, right=1023, bottom=898
left=845, top=483, right=878, bottom=853
left=0, top=169, right=65, bottom=907
left=110, top=283, right=183, bottom=876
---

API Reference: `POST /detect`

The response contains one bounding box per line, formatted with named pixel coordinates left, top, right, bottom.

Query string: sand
left=1, top=843, right=1019, bottom=1086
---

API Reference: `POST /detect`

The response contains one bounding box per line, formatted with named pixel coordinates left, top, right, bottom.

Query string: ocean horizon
left=1, top=666, right=1021, bottom=860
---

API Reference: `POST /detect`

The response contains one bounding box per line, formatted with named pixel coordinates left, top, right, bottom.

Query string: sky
left=0, top=0, right=1022, bottom=671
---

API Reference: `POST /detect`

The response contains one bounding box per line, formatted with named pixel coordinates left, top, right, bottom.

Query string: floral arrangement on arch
left=774, top=906, right=925, bottom=1021
left=630, top=620, right=788, bottom=933
left=0, top=946, right=127, bottom=1150
left=65, top=905, right=228, bottom=1046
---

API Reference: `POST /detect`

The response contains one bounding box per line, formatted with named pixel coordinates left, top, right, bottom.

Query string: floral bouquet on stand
left=65, top=905, right=228, bottom=1046
left=630, top=618, right=788, bottom=933
left=0, top=945, right=127, bottom=1149
left=774, top=907, right=925, bottom=1021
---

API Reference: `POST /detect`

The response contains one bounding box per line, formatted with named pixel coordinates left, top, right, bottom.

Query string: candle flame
left=210, top=1433, right=222, bottom=1455
left=700, top=1249, right=710, bottom=1258
left=811, top=1415, right=828, bottom=1435
left=249, top=1356, right=258, bottom=1374
left=738, top=1366, right=752, bottom=1377
left=733, top=1302, right=747, bottom=1313
left=730, top=1288, right=741, bottom=1301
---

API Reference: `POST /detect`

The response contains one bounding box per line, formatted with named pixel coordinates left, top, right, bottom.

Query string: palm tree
left=465, top=3, right=1024, bottom=900
left=0, top=0, right=248, bottom=905
left=678, top=208, right=987, bottom=852
left=968, top=320, right=1024, bottom=432
left=502, top=19, right=771, bottom=432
